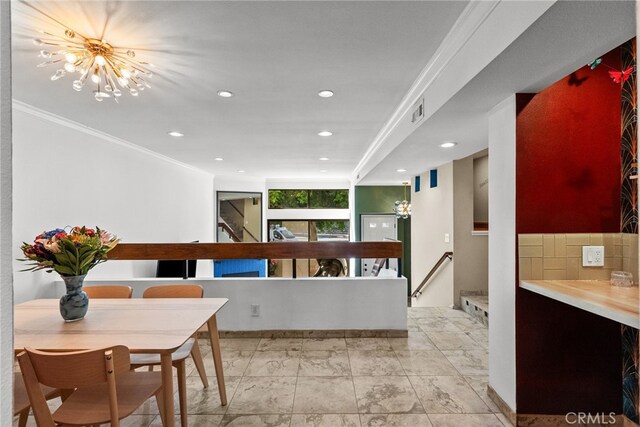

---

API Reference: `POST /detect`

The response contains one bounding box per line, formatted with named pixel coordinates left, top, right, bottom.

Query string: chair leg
left=190, top=338, right=209, bottom=389
left=176, top=360, right=188, bottom=427
left=17, top=408, right=29, bottom=427
left=155, top=389, right=166, bottom=427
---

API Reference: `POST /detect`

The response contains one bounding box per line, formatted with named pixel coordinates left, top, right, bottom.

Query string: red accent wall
left=517, top=50, right=621, bottom=233
left=515, top=48, right=622, bottom=413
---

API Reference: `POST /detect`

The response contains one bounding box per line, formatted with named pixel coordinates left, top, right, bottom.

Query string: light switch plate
left=582, top=246, right=604, bottom=267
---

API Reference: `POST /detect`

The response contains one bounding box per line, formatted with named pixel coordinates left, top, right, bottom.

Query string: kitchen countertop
left=520, top=279, right=639, bottom=328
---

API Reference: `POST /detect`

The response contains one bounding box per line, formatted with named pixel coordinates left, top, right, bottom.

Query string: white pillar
left=487, top=95, right=516, bottom=411
left=0, top=0, right=13, bottom=425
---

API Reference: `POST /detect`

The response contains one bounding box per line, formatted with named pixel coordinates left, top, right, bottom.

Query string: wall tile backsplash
left=518, top=233, right=639, bottom=283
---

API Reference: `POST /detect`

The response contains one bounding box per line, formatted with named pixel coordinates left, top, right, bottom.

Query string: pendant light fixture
left=394, top=181, right=411, bottom=219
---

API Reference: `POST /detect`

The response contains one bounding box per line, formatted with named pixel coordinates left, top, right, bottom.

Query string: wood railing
left=411, top=252, right=453, bottom=298
left=108, top=241, right=402, bottom=262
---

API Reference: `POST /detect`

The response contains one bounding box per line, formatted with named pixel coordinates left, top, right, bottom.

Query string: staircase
left=219, top=200, right=245, bottom=242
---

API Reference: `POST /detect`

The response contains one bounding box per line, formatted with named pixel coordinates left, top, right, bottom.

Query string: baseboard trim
left=487, top=385, right=517, bottom=426
left=199, top=329, right=409, bottom=339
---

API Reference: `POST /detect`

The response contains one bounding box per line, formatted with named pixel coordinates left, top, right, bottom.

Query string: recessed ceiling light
left=396, top=168, right=407, bottom=173
left=319, top=157, right=329, bottom=161
left=214, top=157, right=223, bottom=161
left=217, top=90, right=234, bottom=98
left=439, top=141, right=458, bottom=148
left=318, top=90, right=334, bottom=98
left=237, top=170, right=245, bottom=173
left=318, top=131, right=333, bottom=137
left=320, top=170, right=327, bottom=173
left=168, top=131, right=184, bottom=137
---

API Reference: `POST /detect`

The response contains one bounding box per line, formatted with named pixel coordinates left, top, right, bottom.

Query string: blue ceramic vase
left=59, top=275, right=89, bottom=322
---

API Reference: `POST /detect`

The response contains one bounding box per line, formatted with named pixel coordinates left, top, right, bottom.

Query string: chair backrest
left=17, top=346, right=131, bottom=426
left=142, top=284, right=203, bottom=299
left=84, top=285, right=133, bottom=299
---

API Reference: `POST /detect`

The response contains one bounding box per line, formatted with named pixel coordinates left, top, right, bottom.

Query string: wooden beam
left=107, top=241, right=403, bottom=261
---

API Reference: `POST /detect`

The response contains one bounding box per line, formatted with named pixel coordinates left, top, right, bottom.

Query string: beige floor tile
left=360, top=414, right=433, bottom=426
left=220, top=414, right=291, bottom=426
left=293, top=377, right=358, bottom=413
left=298, top=350, right=351, bottom=376
left=353, top=376, right=424, bottom=414
left=227, top=377, right=296, bottom=414
left=448, top=317, right=485, bottom=332
left=244, top=351, right=300, bottom=376
left=178, top=375, right=242, bottom=415
left=302, top=338, right=347, bottom=351
left=220, top=339, right=261, bottom=351
left=466, top=329, right=489, bottom=349
left=394, top=350, right=458, bottom=376
left=195, top=350, right=254, bottom=377
left=182, top=415, right=224, bottom=427
left=348, top=350, right=405, bottom=376
left=426, top=332, right=479, bottom=350
left=428, top=413, right=503, bottom=426
left=346, top=338, right=392, bottom=351
left=388, top=332, right=436, bottom=351
left=415, top=317, right=462, bottom=333
left=120, top=414, right=162, bottom=427
left=407, top=307, right=443, bottom=318
left=408, top=376, right=490, bottom=414
left=463, top=376, right=500, bottom=413
left=442, top=349, right=488, bottom=376
left=437, top=309, right=471, bottom=318
left=291, top=413, right=361, bottom=427
left=257, top=338, right=303, bottom=351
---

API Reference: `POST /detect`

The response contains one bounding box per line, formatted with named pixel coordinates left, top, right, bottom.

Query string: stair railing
left=411, top=252, right=453, bottom=298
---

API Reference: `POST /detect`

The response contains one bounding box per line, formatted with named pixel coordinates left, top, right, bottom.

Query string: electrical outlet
left=444, top=233, right=450, bottom=243
left=582, top=246, right=604, bottom=267
left=251, top=304, right=260, bottom=317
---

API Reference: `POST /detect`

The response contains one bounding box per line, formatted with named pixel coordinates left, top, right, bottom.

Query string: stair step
left=460, top=294, right=489, bottom=327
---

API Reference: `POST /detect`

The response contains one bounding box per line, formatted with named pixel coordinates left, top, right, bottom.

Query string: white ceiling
left=362, top=0, right=636, bottom=184
left=11, top=1, right=637, bottom=184
left=11, top=0, right=469, bottom=180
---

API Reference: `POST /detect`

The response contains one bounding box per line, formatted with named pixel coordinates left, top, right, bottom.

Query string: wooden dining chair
left=83, top=285, right=133, bottom=299
left=17, top=346, right=164, bottom=427
left=130, top=284, right=208, bottom=427
left=13, top=372, right=60, bottom=427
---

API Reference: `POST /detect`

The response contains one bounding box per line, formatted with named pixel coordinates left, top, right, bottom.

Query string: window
left=268, top=189, right=348, bottom=209
left=267, top=220, right=349, bottom=277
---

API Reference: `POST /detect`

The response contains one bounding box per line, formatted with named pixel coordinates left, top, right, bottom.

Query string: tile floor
left=15, top=307, right=512, bottom=427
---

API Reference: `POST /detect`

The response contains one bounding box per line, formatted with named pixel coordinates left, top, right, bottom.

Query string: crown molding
left=351, top=0, right=501, bottom=182
left=12, top=99, right=213, bottom=177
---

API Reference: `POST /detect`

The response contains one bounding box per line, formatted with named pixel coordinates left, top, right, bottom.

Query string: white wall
left=453, top=156, right=488, bottom=305
left=80, top=276, right=408, bottom=331
left=411, top=162, right=454, bottom=307
left=0, top=2, right=13, bottom=424
left=12, top=106, right=215, bottom=303
left=487, top=95, right=516, bottom=411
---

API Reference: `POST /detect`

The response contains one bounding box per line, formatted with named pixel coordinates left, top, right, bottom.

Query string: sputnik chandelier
left=394, top=181, right=411, bottom=219
left=34, top=26, right=154, bottom=102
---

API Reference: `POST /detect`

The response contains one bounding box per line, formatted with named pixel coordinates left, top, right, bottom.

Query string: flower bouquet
left=19, top=226, right=119, bottom=321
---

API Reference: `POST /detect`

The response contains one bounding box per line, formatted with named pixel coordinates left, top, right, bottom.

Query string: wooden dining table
left=14, top=298, right=229, bottom=427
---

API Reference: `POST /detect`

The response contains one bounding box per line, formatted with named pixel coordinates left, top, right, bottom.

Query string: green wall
left=354, top=186, right=411, bottom=288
